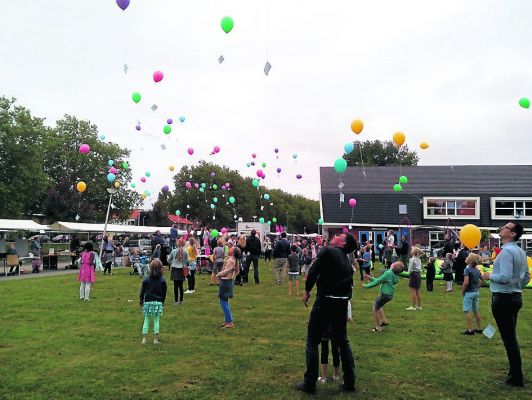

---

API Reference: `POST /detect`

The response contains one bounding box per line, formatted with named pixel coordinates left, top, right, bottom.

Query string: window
left=424, top=197, right=479, bottom=219
left=491, top=197, right=532, bottom=220
left=429, top=231, right=444, bottom=250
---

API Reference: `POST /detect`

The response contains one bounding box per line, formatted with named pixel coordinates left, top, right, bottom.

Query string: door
left=374, top=231, right=386, bottom=255
left=358, top=231, right=372, bottom=245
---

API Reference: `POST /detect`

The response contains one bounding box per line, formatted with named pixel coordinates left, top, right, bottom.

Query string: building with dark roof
left=319, top=165, right=532, bottom=253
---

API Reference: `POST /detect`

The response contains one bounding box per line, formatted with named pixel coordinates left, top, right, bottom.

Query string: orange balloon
left=459, top=224, right=481, bottom=249
left=393, top=131, right=406, bottom=146
left=351, top=119, right=364, bottom=135
left=76, top=181, right=86, bottom=193
left=420, top=142, right=429, bottom=150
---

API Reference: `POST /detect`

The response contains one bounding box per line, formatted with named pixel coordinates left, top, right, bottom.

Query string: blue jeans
left=220, top=299, right=232, bottom=323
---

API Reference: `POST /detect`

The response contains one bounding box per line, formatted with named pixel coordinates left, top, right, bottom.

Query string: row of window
left=423, top=197, right=532, bottom=220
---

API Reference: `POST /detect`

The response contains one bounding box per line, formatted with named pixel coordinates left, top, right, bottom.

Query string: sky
left=2, top=0, right=532, bottom=207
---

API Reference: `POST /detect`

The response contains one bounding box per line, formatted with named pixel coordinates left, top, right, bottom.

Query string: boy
left=363, top=261, right=404, bottom=332
left=287, top=245, right=301, bottom=296
left=461, top=254, right=484, bottom=335
left=425, top=257, right=436, bottom=292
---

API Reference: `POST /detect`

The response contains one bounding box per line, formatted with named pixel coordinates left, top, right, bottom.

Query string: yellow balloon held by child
left=459, top=224, right=481, bottom=249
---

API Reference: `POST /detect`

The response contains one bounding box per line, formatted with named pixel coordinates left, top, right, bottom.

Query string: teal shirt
left=364, top=269, right=399, bottom=296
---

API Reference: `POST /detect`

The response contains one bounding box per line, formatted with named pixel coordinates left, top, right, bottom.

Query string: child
left=300, top=248, right=312, bottom=281
left=364, top=261, right=404, bottom=332
left=129, top=249, right=140, bottom=275
left=139, top=259, right=167, bottom=344
left=425, top=257, right=436, bottom=292
left=406, top=247, right=423, bottom=310
left=168, top=239, right=189, bottom=305
left=216, top=247, right=240, bottom=328
left=185, top=237, right=198, bottom=294
left=461, top=254, right=484, bottom=335
left=357, top=244, right=372, bottom=281
left=287, top=245, right=301, bottom=296
left=318, top=326, right=340, bottom=383
left=139, top=252, right=150, bottom=278
left=210, top=239, right=225, bottom=286
left=78, top=242, right=96, bottom=301
left=441, top=253, right=454, bottom=292
left=152, top=243, right=161, bottom=260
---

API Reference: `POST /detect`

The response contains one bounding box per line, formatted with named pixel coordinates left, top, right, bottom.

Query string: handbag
left=183, top=267, right=190, bottom=277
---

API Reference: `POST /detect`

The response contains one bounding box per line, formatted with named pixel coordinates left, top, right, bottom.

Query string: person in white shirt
left=384, top=230, right=396, bottom=269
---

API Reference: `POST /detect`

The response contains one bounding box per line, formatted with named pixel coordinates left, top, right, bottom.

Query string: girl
left=357, top=244, right=372, bottom=281
left=406, top=247, right=423, bottom=310
left=185, top=237, right=198, bottom=293
left=216, top=246, right=240, bottom=328
left=264, top=237, right=273, bottom=265
left=139, top=259, right=167, bottom=344
left=210, top=239, right=225, bottom=286
left=102, top=236, right=115, bottom=275
left=300, top=247, right=312, bottom=281
left=318, top=326, right=340, bottom=384
left=441, top=252, right=454, bottom=292
left=425, top=257, right=436, bottom=292
left=168, top=239, right=189, bottom=305
left=78, top=242, right=96, bottom=301
left=152, top=243, right=161, bottom=260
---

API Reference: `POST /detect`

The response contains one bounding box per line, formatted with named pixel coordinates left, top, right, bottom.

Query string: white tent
left=0, top=219, right=49, bottom=231
left=49, top=221, right=186, bottom=235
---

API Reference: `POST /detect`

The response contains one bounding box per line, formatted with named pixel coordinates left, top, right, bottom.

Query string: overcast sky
left=2, top=0, right=532, bottom=206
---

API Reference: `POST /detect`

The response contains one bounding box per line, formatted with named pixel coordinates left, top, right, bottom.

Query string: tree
left=343, top=140, right=419, bottom=167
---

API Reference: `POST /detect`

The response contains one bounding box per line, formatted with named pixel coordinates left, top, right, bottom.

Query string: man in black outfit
left=244, top=229, right=262, bottom=284
left=296, top=233, right=357, bottom=395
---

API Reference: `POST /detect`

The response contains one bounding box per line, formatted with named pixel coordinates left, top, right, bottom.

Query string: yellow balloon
left=169, top=165, right=175, bottom=171
left=141, top=193, right=147, bottom=199
left=459, top=224, right=481, bottom=249
left=420, top=142, right=429, bottom=150
left=393, top=131, right=406, bottom=146
left=351, top=119, right=363, bottom=135
left=76, top=181, right=86, bottom=193
left=114, top=181, right=121, bottom=188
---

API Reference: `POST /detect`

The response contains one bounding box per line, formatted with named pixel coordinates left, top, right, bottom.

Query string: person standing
left=482, top=221, right=530, bottom=387
left=296, top=233, right=356, bottom=395
left=384, top=230, right=395, bottom=269
left=245, top=229, right=262, bottom=284
left=216, top=247, right=241, bottom=329
left=69, top=234, right=81, bottom=269
left=273, top=232, right=290, bottom=285
left=398, top=234, right=410, bottom=270
left=139, top=259, right=167, bottom=345
left=406, top=247, right=423, bottom=310
left=78, top=242, right=96, bottom=301
left=264, top=237, right=273, bottom=265
left=168, top=239, right=189, bottom=305
left=185, top=237, right=198, bottom=293
left=31, top=236, right=41, bottom=273
left=234, top=235, right=247, bottom=286
left=169, top=224, right=178, bottom=250
left=454, top=244, right=469, bottom=285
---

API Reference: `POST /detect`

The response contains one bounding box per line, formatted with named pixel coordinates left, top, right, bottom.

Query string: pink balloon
left=185, top=181, right=192, bottom=189
left=187, top=148, right=194, bottom=155
left=221, top=227, right=227, bottom=234
left=108, top=167, right=117, bottom=174
left=214, top=146, right=220, bottom=153
left=141, top=177, right=146, bottom=182
left=256, top=169, right=263, bottom=178
left=153, top=70, right=164, bottom=83
left=348, top=198, right=357, bottom=207
left=194, top=183, right=200, bottom=189
left=252, top=153, right=256, bottom=158
left=225, top=182, right=230, bottom=187
left=79, top=144, right=90, bottom=154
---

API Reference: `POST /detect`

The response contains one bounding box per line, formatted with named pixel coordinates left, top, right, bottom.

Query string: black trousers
left=174, top=280, right=184, bottom=302
left=492, top=292, right=523, bottom=381
left=103, top=262, right=112, bottom=274
left=244, top=255, right=260, bottom=283
left=187, top=270, right=196, bottom=291
left=320, top=339, right=340, bottom=367
left=304, top=297, right=355, bottom=389
left=426, top=275, right=435, bottom=291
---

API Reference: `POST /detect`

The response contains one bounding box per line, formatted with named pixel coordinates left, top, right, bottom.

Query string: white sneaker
left=318, top=377, right=326, bottom=384
left=416, top=307, right=423, bottom=310
left=153, top=338, right=160, bottom=345
left=191, top=290, right=195, bottom=293
left=141, top=337, right=147, bottom=345
left=173, top=301, right=179, bottom=305
left=405, top=306, right=416, bottom=310
left=185, top=290, right=192, bottom=294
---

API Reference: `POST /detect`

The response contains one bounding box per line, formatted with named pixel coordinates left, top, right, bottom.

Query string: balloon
left=122, top=162, right=129, bottom=169
left=519, top=97, right=530, bottom=109
left=108, top=167, right=117, bottom=174
left=187, top=148, right=194, bottom=155
left=214, top=146, right=220, bottom=153
left=344, top=142, right=355, bottom=154
left=246, top=163, right=251, bottom=167
left=263, top=193, right=270, bottom=200
left=252, top=153, right=256, bottom=158
left=201, top=183, right=207, bottom=188
left=459, top=224, right=481, bottom=249
left=262, top=162, right=266, bottom=167
left=221, top=227, right=227, bottom=234
left=195, top=183, right=200, bottom=189
left=135, top=125, right=141, bottom=131
left=267, top=221, right=271, bottom=225
left=108, top=160, right=114, bottom=166
left=293, top=153, right=297, bottom=159
left=210, top=204, right=215, bottom=209
left=393, top=131, right=406, bottom=146
left=334, top=158, right=348, bottom=174
left=211, top=172, right=216, bottom=177
left=318, top=218, right=324, bottom=225
left=179, top=116, right=185, bottom=123
left=212, top=184, right=218, bottom=190
left=132, top=92, right=141, bottom=103
left=185, top=181, right=192, bottom=189
left=351, top=119, right=364, bottom=134
left=296, top=174, right=302, bottom=179
left=167, top=118, right=173, bottom=124
left=163, top=125, right=172, bottom=134
left=116, top=0, right=130, bottom=11
left=229, top=196, right=235, bottom=204
left=131, top=183, right=136, bottom=188
left=274, top=148, right=279, bottom=153
left=213, top=197, right=218, bottom=203
left=420, top=142, right=429, bottom=150
left=199, top=187, right=205, bottom=193
left=79, top=144, right=90, bottom=154
left=251, top=161, right=255, bottom=166
left=145, top=171, right=151, bottom=177
left=211, top=229, right=219, bottom=238
left=175, top=210, right=181, bottom=216
left=99, top=134, right=105, bottom=140
left=141, top=193, right=147, bottom=199
left=257, top=217, right=264, bottom=224
left=107, top=173, right=116, bottom=183
left=76, top=181, right=86, bottom=193
left=393, top=183, right=402, bottom=192
left=114, top=181, right=121, bottom=188
left=256, top=169, right=263, bottom=178
left=399, top=176, right=408, bottom=184
left=221, top=185, right=226, bottom=190
left=141, top=177, right=146, bottom=183
left=276, top=167, right=281, bottom=173
left=145, top=190, right=151, bottom=196
left=169, top=165, right=175, bottom=171
left=252, top=179, right=260, bottom=188
left=153, top=71, right=164, bottom=83
left=162, top=185, right=169, bottom=192
left=348, top=198, right=357, bottom=207
left=272, top=217, right=277, bottom=223
left=221, top=16, right=234, bottom=33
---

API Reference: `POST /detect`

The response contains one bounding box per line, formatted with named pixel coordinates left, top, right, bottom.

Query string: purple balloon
left=162, top=185, right=169, bottom=192
left=194, top=183, right=200, bottom=189
left=210, top=172, right=216, bottom=177
left=135, top=125, right=141, bottom=131
left=116, top=0, right=130, bottom=11
left=221, top=186, right=226, bottom=190
left=274, top=148, right=279, bottom=153
left=277, top=167, right=282, bottom=173
left=167, top=118, right=173, bottom=124
left=296, top=174, right=302, bottom=179
left=225, top=182, right=230, bottom=187
left=251, top=161, right=255, bottom=166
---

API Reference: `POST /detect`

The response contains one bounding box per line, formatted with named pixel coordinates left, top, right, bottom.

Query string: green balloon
left=246, top=162, right=251, bottom=167
left=272, top=217, right=277, bottom=223
left=211, top=229, right=219, bottom=238
left=122, top=162, right=129, bottom=169
left=259, top=217, right=265, bottom=224
left=199, top=187, right=205, bottom=193
left=252, top=179, right=260, bottom=188
left=399, top=176, right=408, bottom=184
left=229, top=196, right=235, bottom=204
left=213, top=197, right=218, bottom=203
left=175, top=210, right=181, bottom=216
left=318, top=218, right=324, bottom=225
left=163, top=125, right=172, bottom=134
left=519, top=97, right=530, bottom=109
left=145, top=171, right=151, bottom=177
left=221, top=16, right=234, bottom=33
left=201, top=183, right=206, bottom=188
left=393, top=183, right=403, bottom=192
left=333, top=158, right=348, bottom=174
left=213, top=184, right=218, bottom=190
left=132, top=92, right=141, bottom=103
left=131, top=183, right=136, bottom=188
left=267, top=220, right=271, bottom=225
left=262, top=162, right=266, bottom=167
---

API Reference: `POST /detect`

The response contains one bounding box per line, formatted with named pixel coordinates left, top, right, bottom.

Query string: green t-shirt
left=364, top=269, right=399, bottom=296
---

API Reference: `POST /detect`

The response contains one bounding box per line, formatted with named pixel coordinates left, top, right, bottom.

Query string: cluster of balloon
left=116, top=0, right=130, bottom=11
left=459, top=224, right=481, bottom=249
left=210, top=146, right=220, bottom=156
left=392, top=175, right=408, bottom=192
left=79, top=144, right=90, bottom=154
left=153, top=71, right=164, bottom=83
left=519, top=97, right=530, bottom=109
left=132, top=92, right=141, bottom=103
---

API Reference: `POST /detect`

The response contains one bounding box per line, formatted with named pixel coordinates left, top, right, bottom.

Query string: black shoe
left=475, top=329, right=483, bottom=334
left=506, top=377, right=524, bottom=387
left=295, top=383, right=315, bottom=394
left=462, top=330, right=474, bottom=335
left=339, top=383, right=356, bottom=392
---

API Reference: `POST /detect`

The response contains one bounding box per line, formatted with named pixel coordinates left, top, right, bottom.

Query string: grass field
left=1, top=261, right=530, bottom=399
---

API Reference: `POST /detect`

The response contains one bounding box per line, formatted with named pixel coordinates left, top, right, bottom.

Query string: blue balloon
left=107, top=173, right=116, bottom=183
left=344, top=142, right=355, bottom=154
left=210, top=203, right=215, bottom=209
left=108, top=160, right=114, bottom=166
left=263, top=193, right=270, bottom=200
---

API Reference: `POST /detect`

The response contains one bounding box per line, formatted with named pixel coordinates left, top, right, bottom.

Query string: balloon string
left=350, top=207, right=355, bottom=223
left=358, top=141, right=366, bottom=179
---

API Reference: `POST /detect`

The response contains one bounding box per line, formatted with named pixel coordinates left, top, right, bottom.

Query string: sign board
left=237, top=222, right=270, bottom=250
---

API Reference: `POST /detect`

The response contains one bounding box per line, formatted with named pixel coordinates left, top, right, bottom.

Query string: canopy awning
left=0, top=219, right=49, bottom=231
left=49, top=221, right=186, bottom=235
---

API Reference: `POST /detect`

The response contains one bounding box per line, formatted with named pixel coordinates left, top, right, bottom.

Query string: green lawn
left=1, top=262, right=530, bottom=399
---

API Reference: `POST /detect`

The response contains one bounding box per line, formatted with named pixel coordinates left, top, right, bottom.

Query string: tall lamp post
left=286, top=211, right=289, bottom=234
left=99, top=187, right=118, bottom=259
